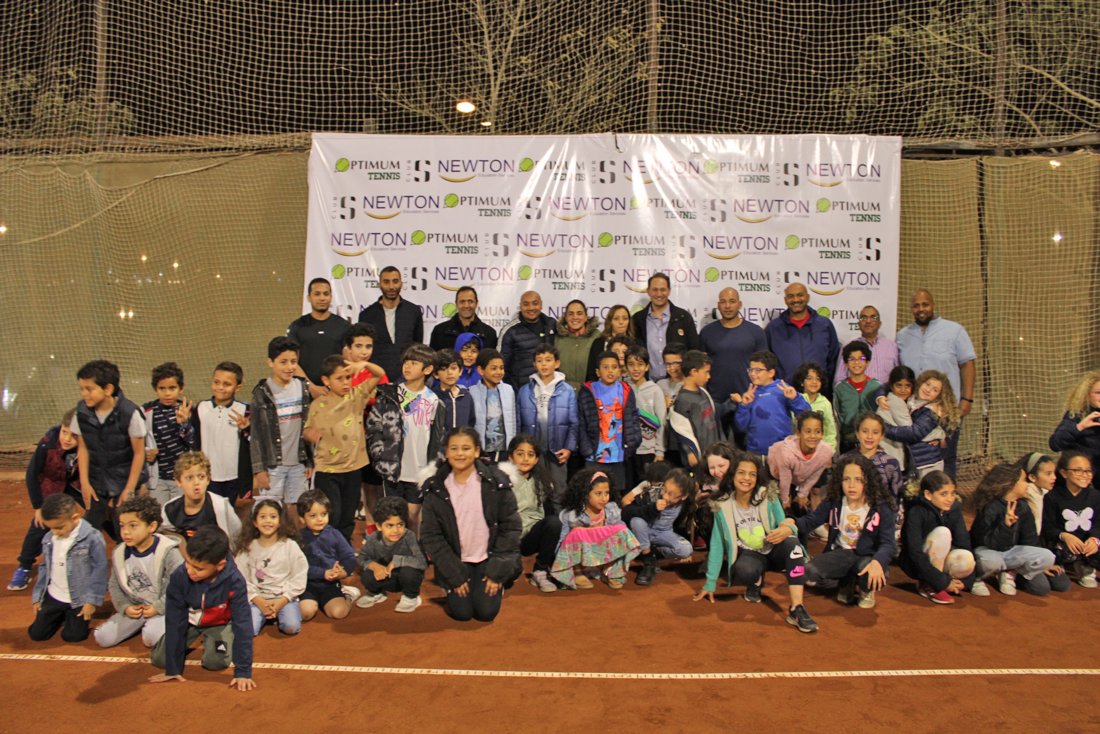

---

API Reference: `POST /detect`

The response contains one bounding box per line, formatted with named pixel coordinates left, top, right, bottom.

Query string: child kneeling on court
left=772, top=455, right=896, bottom=609
left=150, top=526, right=254, bottom=691
left=901, top=471, right=975, bottom=604
left=357, top=496, right=427, bottom=613
left=29, top=493, right=108, bottom=643
left=95, top=495, right=184, bottom=648
left=420, top=428, right=522, bottom=622
left=622, top=466, right=694, bottom=586
left=297, top=489, right=361, bottom=622
left=551, top=468, right=641, bottom=590
left=968, top=463, right=1061, bottom=596
left=693, top=452, right=818, bottom=634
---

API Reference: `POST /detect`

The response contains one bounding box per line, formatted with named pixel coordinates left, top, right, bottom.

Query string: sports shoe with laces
left=528, top=570, right=558, bottom=593
left=341, top=585, right=362, bottom=604
left=998, top=571, right=1018, bottom=595
left=6, top=567, right=32, bottom=591
left=786, top=604, right=819, bottom=633
left=857, top=589, right=876, bottom=609
left=744, top=582, right=763, bottom=603
left=1079, top=568, right=1097, bottom=588
left=394, top=595, right=421, bottom=613
left=355, top=592, right=387, bottom=608
left=919, top=582, right=955, bottom=604
left=969, top=579, right=991, bottom=596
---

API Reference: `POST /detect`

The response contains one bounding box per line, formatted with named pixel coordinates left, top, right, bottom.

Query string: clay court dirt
left=0, top=476, right=1095, bottom=733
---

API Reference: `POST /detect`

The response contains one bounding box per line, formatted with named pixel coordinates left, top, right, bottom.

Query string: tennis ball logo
left=816, top=198, right=831, bottom=213
left=444, top=193, right=460, bottom=208
left=519, top=157, right=535, bottom=172
left=705, top=267, right=720, bottom=283
left=411, top=230, right=427, bottom=245
left=629, top=196, right=643, bottom=210
left=817, top=306, right=831, bottom=318
left=785, top=235, right=800, bottom=250
left=335, top=158, right=350, bottom=173
left=703, top=159, right=720, bottom=174
left=518, top=265, right=533, bottom=280
left=331, top=264, right=346, bottom=280
left=443, top=303, right=458, bottom=317
left=598, top=232, right=614, bottom=247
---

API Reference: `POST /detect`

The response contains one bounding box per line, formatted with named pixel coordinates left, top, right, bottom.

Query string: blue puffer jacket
left=884, top=406, right=944, bottom=468
left=764, top=309, right=840, bottom=384
left=517, top=372, right=578, bottom=453
left=577, top=380, right=641, bottom=461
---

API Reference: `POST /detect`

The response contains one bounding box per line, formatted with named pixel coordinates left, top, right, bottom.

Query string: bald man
left=699, top=288, right=767, bottom=398
left=896, top=288, right=976, bottom=479
left=499, top=290, right=557, bottom=388
left=764, top=282, right=840, bottom=389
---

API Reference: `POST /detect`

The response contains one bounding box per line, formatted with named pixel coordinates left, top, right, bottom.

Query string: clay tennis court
left=1, top=476, right=1095, bottom=733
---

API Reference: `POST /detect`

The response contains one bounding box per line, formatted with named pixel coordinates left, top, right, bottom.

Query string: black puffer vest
left=76, top=389, right=147, bottom=496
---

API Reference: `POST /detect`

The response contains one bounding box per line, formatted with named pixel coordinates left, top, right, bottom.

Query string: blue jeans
left=975, top=545, right=1055, bottom=580
left=628, top=518, right=692, bottom=559
left=250, top=599, right=302, bottom=636
left=262, top=464, right=308, bottom=504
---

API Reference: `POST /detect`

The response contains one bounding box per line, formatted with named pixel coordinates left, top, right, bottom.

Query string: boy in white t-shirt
left=191, top=361, right=250, bottom=505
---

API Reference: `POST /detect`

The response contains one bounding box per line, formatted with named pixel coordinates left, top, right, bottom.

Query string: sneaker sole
left=394, top=601, right=421, bottom=613
left=527, top=577, right=558, bottom=593
left=354, top=596, right=387, bottom=609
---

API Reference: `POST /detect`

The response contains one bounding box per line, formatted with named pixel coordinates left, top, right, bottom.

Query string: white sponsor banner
left=306, top=134, right=900, bottom=339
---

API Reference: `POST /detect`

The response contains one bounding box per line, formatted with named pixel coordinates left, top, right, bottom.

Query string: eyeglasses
left=1067, top=468, right=1095, bottom=475
left=747, top=367, right=767, bottom=374
left=858, top=315, right=880, bottom=321
left=664, top=360, right=682, bottom=367
left=847, top=356, right=868, bottom=363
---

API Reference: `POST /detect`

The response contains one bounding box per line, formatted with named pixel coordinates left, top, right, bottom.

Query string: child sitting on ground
left=28, top=493, right=108, bottom=643
left=297, top=490, right=361, bottom=621
left=1018, top=452, right=1056, bottom=535
left=1042, top=451, right=1100, bottom=588
left=150, top=526, right=254, bottom=691
left=160, top=452, right=242, bottom=543
left=95, top=495, right=183, bottom=648
left=551, top=468, right=641, bottom=590
left=234, top=499, right=308, bottom=636
left=767, top=410, right=834, bottom=513
left=622, top=466, right=694, bottom=586
left=900, top=471, right=975, bottom=604
left=357, top=496, right=427, bottom=613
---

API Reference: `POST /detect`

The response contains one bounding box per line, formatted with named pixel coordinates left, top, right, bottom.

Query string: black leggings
left=444, top=561, right=503, bottom=623
left=518, top=516, right=563, bottom=573
left=314, top=470, right=361, bottom=543
left=731, top=537, right=806, bottom=587
left=805, top=548, right=878, bottom=591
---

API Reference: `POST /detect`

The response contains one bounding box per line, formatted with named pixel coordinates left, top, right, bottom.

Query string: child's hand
left=82, top=485, right=100, bottom=506
left=324, top=568, right=340, bottom=581
left=229, top=409, right=249, bottom=431
left=765, top=525, right=793, bottom=545
left=946, top=579, right=964, bottom=595
left=175, top=397, right=193, bottom=424
left=1076, top=411, right=1100, bottom=432
left=741, top=385, right=756, bottom=405
left=1062, top=532, right=1085, bottom=555
left=144, top=447, right=159, bottom=463
left=332, top=562, right=347, bottom=578
left=124, top=605, right=145, bottom=619
left=876, top=396, right=889, bottom=411
left=1046, top=565, right=1064, bottom=577
left=795, top=495, right=810, bottom=511
left=777, top=380, right=796, bottom=400
left=270, top=597, right=289, bottom=614
left=656, top=499, right=668, bottom=511
left=372, top=564, right=389, bottom=581
left=1084, top=537, right=1100, bottom=556
left=32, top=509, right=45, bottom=529
left=253, top=471, right=270, bottom=491
left=729, top=393, right=743, bottom=404
left=453, top=581, right=470, bottom=598
left=484, top=578, right=502, bottom=597
left=33, top=602, right=41, bottom=612
left=229, top=678, right=256, bottom=692
left=142, top=604, right=157, bottom=619
left=665, top=395, right=674, bottom=409
left=79, top=603, right=96, bottom=621
left=858, top=560, right=886, bottom=591
left=149, top=673, right=186, bottom=684
left=1004, top=499, right=1018, bottom=527
left=692, top=588, right=714, bottom=604
left=304, top=427, right=322, bottom=445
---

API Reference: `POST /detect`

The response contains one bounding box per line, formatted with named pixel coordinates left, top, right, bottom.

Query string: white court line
left=0, top=653, right=1098, bottom=680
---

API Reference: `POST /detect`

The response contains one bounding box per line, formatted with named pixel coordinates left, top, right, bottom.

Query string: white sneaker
left=970, top=579, right=991, bottom=596
left=341, top=585, right=362, bottom=604
left=998, top=571, right=1018, bottom=596
left=857, top=589, right=876, bottom=609
left=528, top=570, right=558, bottom=593
left=1079, top=569, right=1097, bottom=589
left=812, top=525, right=829, bottom=541
left=394, top=595, right=422, bottom=613
left=355, top=592, right=387, bottom=608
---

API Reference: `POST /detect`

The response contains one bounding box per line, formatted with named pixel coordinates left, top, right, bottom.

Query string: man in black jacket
left=429, top=285, right=498, bottom=351
left=631, top=272, right=699, bottom=381
left=499, top=290, right=556, bottom=389
left=358, top=266, right=424, bottom=382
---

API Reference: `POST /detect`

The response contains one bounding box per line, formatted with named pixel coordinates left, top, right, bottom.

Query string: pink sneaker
left=919, top=583, right=954, bottom=605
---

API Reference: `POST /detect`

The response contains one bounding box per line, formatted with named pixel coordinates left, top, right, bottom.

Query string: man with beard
left=288, top=278, right=351, bottom=390
left=358, top=266, right=424, bottom=382
left=699, top=288, right=767, bottom=399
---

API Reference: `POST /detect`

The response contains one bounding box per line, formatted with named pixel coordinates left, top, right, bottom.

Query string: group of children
left=12, top=332, right=1100, bottom=687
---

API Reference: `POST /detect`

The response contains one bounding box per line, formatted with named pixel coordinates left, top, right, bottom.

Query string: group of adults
left=287, top=267, right=977, bottom=477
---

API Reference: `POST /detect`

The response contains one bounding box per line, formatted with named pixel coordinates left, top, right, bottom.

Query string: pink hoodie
left=766, top=435, right=835, bottom=504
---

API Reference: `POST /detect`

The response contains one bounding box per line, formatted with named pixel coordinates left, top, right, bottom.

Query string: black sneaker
left=786, top=604, right=819, bottom=633
left=744, top=583, right=763, bottom=603
left=635, top=554, right=658, bottom=586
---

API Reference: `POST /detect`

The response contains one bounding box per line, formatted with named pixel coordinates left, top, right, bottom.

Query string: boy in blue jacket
left=150, top=526, right=254, bottom=691
left=518, top=344, right=578, bottom=491
left=734, top=351, right=811, bottom=459
left=28, top=493, right=108, bottom=643
left=433, top=349, right=476, bottom=431
left=296, top=490, right=361, bottom=621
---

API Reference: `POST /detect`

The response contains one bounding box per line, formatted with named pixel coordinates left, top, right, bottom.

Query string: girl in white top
left=233, top=499, right=308, bottom=637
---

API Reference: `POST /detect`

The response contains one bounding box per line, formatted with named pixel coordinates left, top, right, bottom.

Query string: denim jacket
left=32, top=518, right=109, bottom=608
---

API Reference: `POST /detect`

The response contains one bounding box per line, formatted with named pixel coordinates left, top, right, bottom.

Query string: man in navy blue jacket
left=764, top=282, right=840, bottom=394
